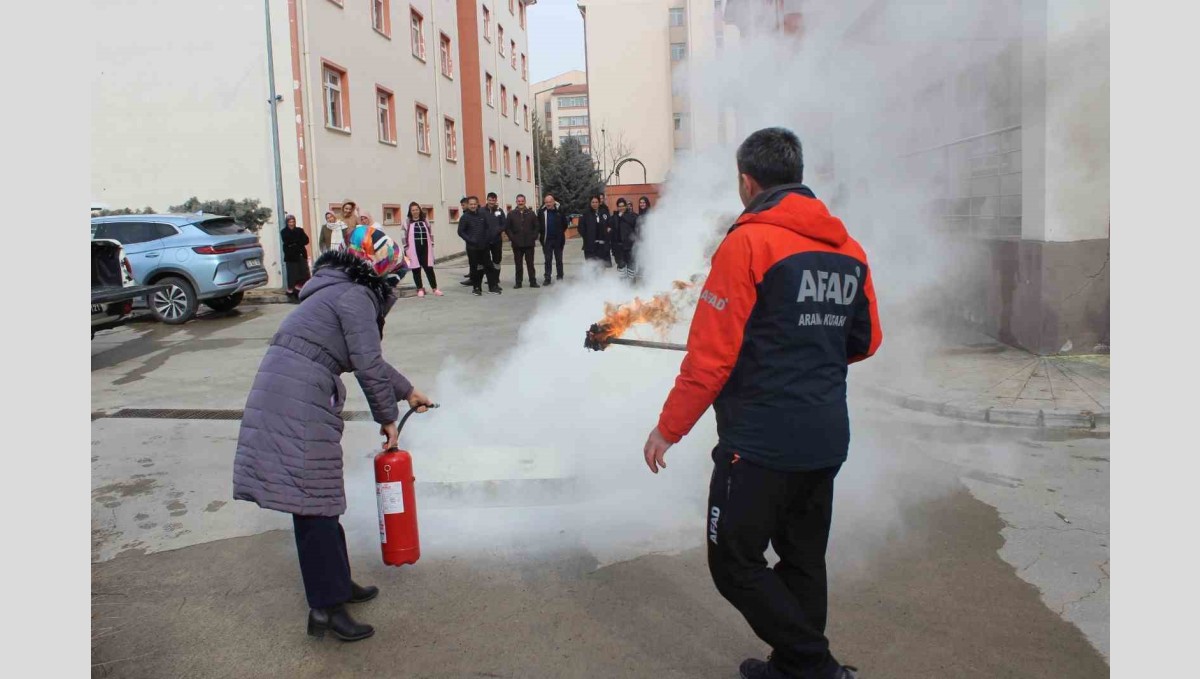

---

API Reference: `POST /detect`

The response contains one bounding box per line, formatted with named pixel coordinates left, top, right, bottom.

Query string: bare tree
left=597, top=128, right=636, bottom=184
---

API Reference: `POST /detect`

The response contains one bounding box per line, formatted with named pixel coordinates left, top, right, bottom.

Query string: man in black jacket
left=485, top=192, right=506, bottom=287
left=505, top=194, right=540, bottom=289
left=537, top=193, right=568, bottom=285
left=457, top=196, right=501, bottom=295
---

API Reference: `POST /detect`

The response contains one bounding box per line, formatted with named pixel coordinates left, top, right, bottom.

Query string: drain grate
left=97, top=408, right=377, bottom=422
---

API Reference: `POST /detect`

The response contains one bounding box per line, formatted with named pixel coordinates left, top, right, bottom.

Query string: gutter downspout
left=431, top=0, right=447, bottom=205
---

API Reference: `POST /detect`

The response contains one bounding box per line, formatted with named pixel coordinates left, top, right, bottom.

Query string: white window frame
left=444, top=117, right=458, bottom=160
left=671, top=42, right=686, bottom=61
left=486, top=73, right=495, bottom=106
left=440, top=33, right=454, bottom=78
left=373, top=0, right=388, bottom=34
left=378, top=90, right=394, bottom=143
left=483, top=5, right=492, bottom=41
left=324, top=67, right=345, bottom=130
left=669, top=7, right=685, bottom=28
left=498, top=26, right=505, bottom=55
left=411, top=9, right=426, bottom=60
left=415, top=105, right=430, bottom=154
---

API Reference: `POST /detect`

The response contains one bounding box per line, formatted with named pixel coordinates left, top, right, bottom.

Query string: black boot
left=307, top=604, right=374, bottom=642
left=543, top=277, right=552, bottom=286
left=349, top=581, right=378, bottom=603
left=514, top=281, right=523, bottom=289
left=529, top=280, right=540, bottom=289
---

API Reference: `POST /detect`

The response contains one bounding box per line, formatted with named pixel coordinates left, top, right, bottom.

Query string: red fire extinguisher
left=375, top=404, right=437, bottom=567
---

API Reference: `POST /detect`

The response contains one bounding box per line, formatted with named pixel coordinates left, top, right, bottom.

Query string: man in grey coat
left=233, top=228, right=433, bottom=643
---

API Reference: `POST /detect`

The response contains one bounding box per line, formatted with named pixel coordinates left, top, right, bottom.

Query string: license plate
left=245, top=258, right=261, bottom=269
left=91, top=304, right=104, bottom=314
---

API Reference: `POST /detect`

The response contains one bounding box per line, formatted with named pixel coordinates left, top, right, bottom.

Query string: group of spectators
left=279, top=191, right=651, bottom=301
left=578, top=194, right=651, bottom=278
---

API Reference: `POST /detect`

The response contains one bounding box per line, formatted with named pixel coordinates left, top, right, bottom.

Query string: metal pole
left=264, top=0, right=288, bottom=288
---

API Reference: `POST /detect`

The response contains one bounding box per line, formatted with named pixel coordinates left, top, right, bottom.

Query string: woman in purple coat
left=233, top=224, right=433, bottom=642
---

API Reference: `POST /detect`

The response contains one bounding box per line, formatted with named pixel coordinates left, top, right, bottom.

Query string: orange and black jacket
left=657, top=184, right=881, bottom=471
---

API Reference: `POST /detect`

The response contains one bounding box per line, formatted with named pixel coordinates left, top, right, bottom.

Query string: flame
left=587, top=278, right=700, bottom=349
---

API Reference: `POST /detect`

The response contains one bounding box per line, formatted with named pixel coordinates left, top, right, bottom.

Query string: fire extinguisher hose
left=396, top=402, right=440, bottom=439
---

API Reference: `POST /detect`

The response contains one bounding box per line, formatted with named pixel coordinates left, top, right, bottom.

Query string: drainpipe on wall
left=430, top=0, right=447, bottom=205
left=298, top=0, right=322, bottom=237
left=264, top=0, right=288, bottom=287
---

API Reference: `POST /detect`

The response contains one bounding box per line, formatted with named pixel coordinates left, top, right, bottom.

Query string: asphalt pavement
left=91, top=247, right=1109, bottom=678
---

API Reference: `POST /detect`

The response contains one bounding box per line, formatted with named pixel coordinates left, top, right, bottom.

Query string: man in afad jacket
left=485, top=192, right=506, bottom=286
left=537, top=193, right=568, bottom=285
left=457, top=196, right=502, bottom=295
left=505, top=194, right=540, bottom=289
left=643, top=128, right=880, bottom=679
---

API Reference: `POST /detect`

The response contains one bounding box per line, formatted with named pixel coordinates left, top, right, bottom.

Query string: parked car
left=91, top=239, right=167, bottom=338
left=90, top=213, right=268, bottom=324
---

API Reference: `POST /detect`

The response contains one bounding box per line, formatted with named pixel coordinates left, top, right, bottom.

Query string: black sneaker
left=460, top=279, right=473, bottom=286
left=739, top=659, right=782, bottom=679
left=514, top=282, right=523, bottom=289
left=543, top=278, right=552, bottom=286
left=472, top=288, right=482, bottom=296
left=556, top=275, right=564, bottom=281
left=529, top=280, right=541, bottom=289
left=487, top=287, right=502, bottom=295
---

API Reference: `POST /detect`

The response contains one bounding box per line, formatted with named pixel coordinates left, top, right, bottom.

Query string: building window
left=489, top=138, right=498, bottom=173
left=504, top=145, right=511, bottom=175
left=411, top=9, right=426, bottom=60
left=519, top=1, right=526, bottom=28
left=673, top=112, right=686, bottom=131
left=415, top=104, right=430, bottom=154
left=482, top=5, right=492, bottom=41
left=377, top=87, right=396, bottom=143
left=383, top=205, right=401, bottom=225
left=501, top=85, right=508, bottom=116
left=516, top=151, right=522, bottom=180
left=373, top=0, right=391, bottom=36
left=485, top=73, right=494, bottom=106
left=510, top=41, right=517, bottom=69
left=521, top=53, right=527, bottom=81
left=449, top=207, right=461, bottom=222
left=671, top=42, right=686, bottom=61
left=509, top=0, right=514, bottom=15
left=561, top=114, right=588, bottom=127
left=322, top=63, right=350, bottom=131
left=513, top=95, right=519, bottom=124
left=669, top=7, right=685, bottom=27
left=444, top=117, right=458, bottom=160
left=440, top=33, right=454, bottom=78
left=523, top=104, right=529, bottom=130
left=498, top=26, right=505, bottom=55
left=526, top=156, right=532, bottom=181
left=558, top=95, right=587, bottom=109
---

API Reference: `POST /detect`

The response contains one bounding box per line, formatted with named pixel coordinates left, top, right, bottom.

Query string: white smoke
left=387, top=0, right=1096, bottom=571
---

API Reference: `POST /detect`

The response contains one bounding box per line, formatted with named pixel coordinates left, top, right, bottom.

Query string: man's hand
left=643, top=427, right=674, bottom=474
left=406, top=388, right=434, bottom=413
left=381, top=422, right=399, bottom=451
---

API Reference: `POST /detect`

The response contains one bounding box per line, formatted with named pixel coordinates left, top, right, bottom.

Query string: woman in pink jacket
left=404, top=202, right=441, bottom=297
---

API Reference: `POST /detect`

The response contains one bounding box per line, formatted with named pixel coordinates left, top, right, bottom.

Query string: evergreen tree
left=543, top=137, right=603, bottom=216
left=167, top=197, right=273, bottom=232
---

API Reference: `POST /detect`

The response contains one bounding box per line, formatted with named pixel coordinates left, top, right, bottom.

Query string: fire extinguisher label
left=377, top=481, right=406, bottom=515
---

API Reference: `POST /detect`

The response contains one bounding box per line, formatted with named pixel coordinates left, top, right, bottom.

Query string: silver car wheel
left=153, top=285, right=188, bottom=321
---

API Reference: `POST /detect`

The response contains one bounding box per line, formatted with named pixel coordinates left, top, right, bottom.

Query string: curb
left=243, top=288, right=422, bottom=305
left=862, top=385, right=1108, bottom=431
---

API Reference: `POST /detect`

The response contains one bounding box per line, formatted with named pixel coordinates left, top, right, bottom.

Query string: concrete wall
left=580, top=0, right=675, bottom=183
left=476, top=0, right=537, bottom=210
left=300, top=0, right=465, bottom=259
left=91, top=0, right=285, bottom=286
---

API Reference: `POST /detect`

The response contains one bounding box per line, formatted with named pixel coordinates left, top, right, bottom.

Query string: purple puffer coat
left=233, top=251, right=413, bottom=516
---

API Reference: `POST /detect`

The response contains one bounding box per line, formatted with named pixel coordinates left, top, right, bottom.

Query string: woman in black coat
left=281, top=214, right=311, bottom=300
left=580, top=196, right=609, bottom=263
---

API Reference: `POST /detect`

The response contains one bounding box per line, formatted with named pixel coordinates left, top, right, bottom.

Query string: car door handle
left=145, top=253, right=160, bottom=258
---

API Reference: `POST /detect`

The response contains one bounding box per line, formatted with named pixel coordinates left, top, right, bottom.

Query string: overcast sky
left=527, top=1, right=587, bottom=84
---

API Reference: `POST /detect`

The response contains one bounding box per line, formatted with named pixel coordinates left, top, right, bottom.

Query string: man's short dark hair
left=736, top=127, right=804, bottom=189
left=516, top=193, right=526, bottom=200
left=467, top=195, right=479, bottom=203
left=544, top=192, right=554, bottom=200
left=487, top=192, right=498, bottom=200
left=459, top=196, right=468, bottom=204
